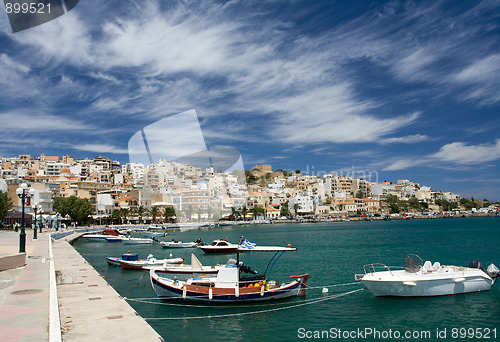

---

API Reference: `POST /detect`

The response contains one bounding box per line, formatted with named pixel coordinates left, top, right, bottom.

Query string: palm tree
left=184, top=206, right=193, bottom=222
left=135, top=205, right=146, bottom=224
left=252, top=207, right=260, bottom=220
left=149, top=206, right=160, bottom=224
left=293, top=203, right=300, bottom=217
left=119, top=208, right=130, bottom=224
left=163, top=206, right=176, bottom=223
left=194, top=206, right=203, bottom=222
left=241, top=206, right=248, bottom=221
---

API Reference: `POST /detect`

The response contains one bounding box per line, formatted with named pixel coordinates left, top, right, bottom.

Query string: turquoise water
left=73, top=217, right=500, bottom=341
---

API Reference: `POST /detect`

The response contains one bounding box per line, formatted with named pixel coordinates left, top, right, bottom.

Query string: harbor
left=72, top=217, right=499, bottom=341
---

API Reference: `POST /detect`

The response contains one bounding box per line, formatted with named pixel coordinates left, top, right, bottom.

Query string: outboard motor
left=487, top=264, right=499, bottom=283
left=240, top=263, right=258, bottom=274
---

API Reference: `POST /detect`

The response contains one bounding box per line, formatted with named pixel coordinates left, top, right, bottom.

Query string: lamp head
left=29, top=188, right=36, bottom=196
left=16, top=188, right=23, bottom=196
left=20, top=183, right=28, bottom=190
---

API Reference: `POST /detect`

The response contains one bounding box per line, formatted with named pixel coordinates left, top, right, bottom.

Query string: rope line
left=142, top=288, right=364, bottom=320
left=307, top=281, right=361, bottom=289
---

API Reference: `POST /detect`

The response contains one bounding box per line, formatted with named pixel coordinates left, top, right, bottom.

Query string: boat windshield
left=405, top=254, right=422, bottom=273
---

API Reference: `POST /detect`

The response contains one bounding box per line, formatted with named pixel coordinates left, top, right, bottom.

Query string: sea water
left=73, top=217, right=500, bottom=341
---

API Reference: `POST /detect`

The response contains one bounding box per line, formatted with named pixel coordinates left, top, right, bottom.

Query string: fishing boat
left=357, top=254, right=499, bottom=297
left=144, top=253, right=221, bottom=280
left=119, top=254, right=184, bottom=270
left=160, top=240, right=198, bottom=248
left=150, top=238, right=309, bottom=302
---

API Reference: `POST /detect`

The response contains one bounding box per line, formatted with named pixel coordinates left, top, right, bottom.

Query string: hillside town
left=1, top=153, right=498, bottom=227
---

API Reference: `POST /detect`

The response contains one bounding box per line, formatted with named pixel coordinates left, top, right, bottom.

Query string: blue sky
left=1, top=0, right=500, bottom=200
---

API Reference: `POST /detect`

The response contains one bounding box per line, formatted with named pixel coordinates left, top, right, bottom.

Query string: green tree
left=280, top=202, right=289, bottom=217
left=293, top=203, right=300, bottom=217
left=193, top=206, right=203, bottom=222
left=149, top=206, right=160, bottom=224
left=163, top=206, right=176, bottom=223
left=0, top=191, right=13, bottom=221
left=408, top=197, right=420, bottom=211
left=389, top=203, right=400, bottom=214
left=241, top=206, right=248, bottom=220
left=252, top=206, right=265, bottom=219
left=355, top=190, right=365, bottom=199
left=120, top=208, right=130, bottom=224
left=325, top=195, right=332, bottom=205
left=53, top=196, right=92, bottom=225
left=385, top=195, right=398, bottom=205
left=135, top=205, right=147, bottom=223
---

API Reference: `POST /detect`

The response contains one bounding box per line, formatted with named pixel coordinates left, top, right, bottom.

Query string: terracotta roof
left=44, top=156, right=59, bottom=161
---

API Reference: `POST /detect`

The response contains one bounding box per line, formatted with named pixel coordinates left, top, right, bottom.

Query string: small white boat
left=119, top=254, right=184, bottom=270
left=358, top=255, right=499, bottom=297
left=160, top=241, right=198, bottom=248
left=145, top=253, right=220, bottom=280
left=121, top=237, right=154, bottom=244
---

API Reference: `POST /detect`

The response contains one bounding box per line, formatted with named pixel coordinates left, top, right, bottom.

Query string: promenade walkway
left=0, top=228, right=162, bottom=341
left=0, top=230, right=50, bottom=341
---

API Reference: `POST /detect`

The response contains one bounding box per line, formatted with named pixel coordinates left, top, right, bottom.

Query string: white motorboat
left=160, top=240, right=198, bottom=248
left=119, top=254, right=184, bottom=270
left=82, top=228, right=125, bottom=241
left=198, top=239, right=238, bottom=253
left=121, top=237, right=154, bottom=244
left=357, top=255, right=499, bottom=297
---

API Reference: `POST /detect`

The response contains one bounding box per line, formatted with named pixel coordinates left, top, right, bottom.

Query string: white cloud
left=380, top=134, right=429, bottom=144
left=431, top=140, right=500, bottom=164
left=453, top=54, right=500, bottom=84
left=383, top=158, right=423, bottom=171
left=383, top=139, right=500, bottom=171
left=72, top=144, right=128, bottom=154
left=0, top=111, right=93, bottom=132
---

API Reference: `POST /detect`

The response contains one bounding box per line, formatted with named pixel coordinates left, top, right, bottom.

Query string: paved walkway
left=0, top=228, right=162, bottom=341
left=0, top=230, right=50, bottom=342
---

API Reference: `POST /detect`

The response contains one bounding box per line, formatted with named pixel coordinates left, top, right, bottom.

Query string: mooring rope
left=307, top=281, right=361, bottom=289
left=141, top=288, right=364, bottom=320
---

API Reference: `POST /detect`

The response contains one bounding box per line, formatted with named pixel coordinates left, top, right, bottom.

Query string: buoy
left=322, top=288, right=329, bottom=293
left=287, top=244, right=292, bottom=247
left=209, top=287, right=213, bottom=300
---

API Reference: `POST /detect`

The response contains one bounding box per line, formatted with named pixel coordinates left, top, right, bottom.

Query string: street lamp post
left=16, top=183, right=35, bottom=253
left=32, top=204, right=42, bottom=239
left=39, top=208, right=44, bottom=234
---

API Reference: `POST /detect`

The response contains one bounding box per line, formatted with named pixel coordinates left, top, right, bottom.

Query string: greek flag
left=240, top=238, right=256, bottom=249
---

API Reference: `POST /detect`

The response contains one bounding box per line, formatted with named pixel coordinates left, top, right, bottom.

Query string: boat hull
left=161, top=242, right=197, bottom=248
left=198, top=246, right=238, bottom=253
left=150, top=271, right=309, bottom=303
left=362, top=272, right=492, bottom=297
left=120, top=258, right=184, bottom=270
